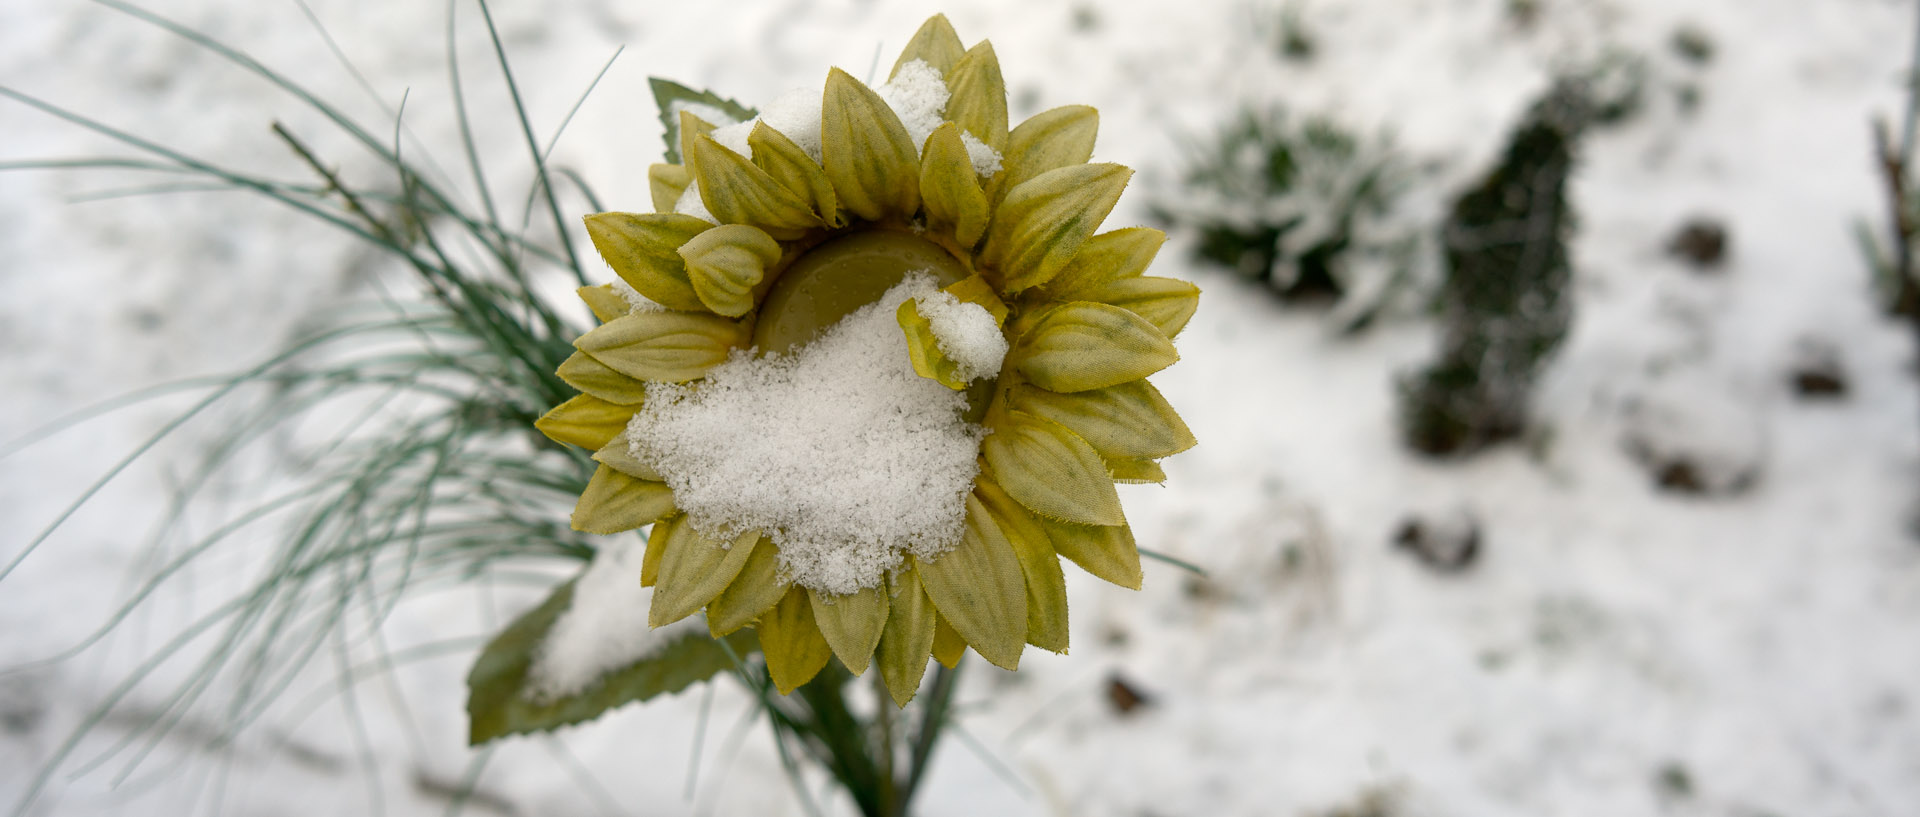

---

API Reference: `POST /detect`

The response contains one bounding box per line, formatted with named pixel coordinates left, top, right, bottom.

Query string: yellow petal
left=919, top=123, right=991, bottom=249
left=1009, top=302, right=1178, bottom=393
left=760, top=586, right=834, bottom=694
left=945, top=42, right=1008, bottom=151
left=877, top=564, right=937, bottom=706
left=918, top=493, right=1028, bottom=670
left=575, top=311, right=746, bottom=383
left=677, top=110, right=717, bottom=181
left=982, top=410, right=1124, bottom=527
left=557, top=350, right=649, bottom=405
left=536, top=393, right=638, bottom=450
left=931, top=614, right=966, bottom=668
left=991, top=105, right=1097, bottom=203
left=577, top=284, right=630, bottom=323
left=649, top=163, right=691, bottom=213
left=1032, top=514, right=1142, bottom=590
left=582, top=212, right=711, bottom=312
left=591, top=432, right=661, bottom=481
left=1106, top=457, right=1167, bottom=484
left=821, top=67, right=921, bottom=221
left=1041, top=227, right=1166, bottom=299
left=942, top=275, right=1009, bottom=325
left=1072, top=276, right=1201, bottom=339
left=897, top=299, right=968, bottom=390
left=649, top=523, right=760, bottom=627
left=1006, top=381, right=1195, bottom=460
left=975, top=478, right=1069, bottom=653
left=708, top=535, right=788, bottom=637
left=642, top=515, right=673, bottom=587
left=750, top=122, right=840, bottom=226
left=890, top=14, right=966, bottom=79
left=570, top=464, right=675, bottom=535
left=808, top=584, right=890, bottom=676
left=677, top=223, right=782, bottom=317
left=982, top=163, right=1131, bottom=292
left=690, top=134, right=824, bottom=238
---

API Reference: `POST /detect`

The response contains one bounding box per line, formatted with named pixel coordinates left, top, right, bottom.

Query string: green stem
left=892, top=660, right=961, bottom=817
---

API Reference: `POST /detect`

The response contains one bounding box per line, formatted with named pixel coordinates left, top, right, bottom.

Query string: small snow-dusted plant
left=4, top=8, right=1196, bottom=817
left=1151, top=104, right=1425, bottom=330
left=1397, top=78, right=1591, bottom=456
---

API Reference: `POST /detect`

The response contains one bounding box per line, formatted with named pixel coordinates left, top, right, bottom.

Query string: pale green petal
left=809, top=585, right=890, bottom=676
left=982, top=163, right=1131, bottom=292
left=945, top=42, right=1008, bottom=151
left=1009, top=302, right=1178, bottom=393
left=930, top=614, right=966, bottom=668
left=1006, top=381, right=1195, bottom=460
left=897, top=299, right=968, bottom=390
left=1106, top=457, right=1167, bottom=484
left=918, top=494, right=1027, bottom=670
left=942, top=275, right=1009, bottom=324
left=991, top=105, right=1097, bottom=203
left=749, top=122, right=840, bottom=226
left=649, top=523, right=760, bottom=627
left=591, top=431, right=660, bottom=481
left=708, top=535, right=788, bottom=637
left=821, top=67, right=921, bottom=221
left=919, top=123, right=991, bottom=249
left=557, top=351, right=649, bottom=405
left=877, top=564, right=937, bottom=707
left=582, top=212, right=710, bottom=312
left=760, top=586, right=834, bottom=694
left=975, top=478, right=1069, bottom=653
left=1032, top=514, right=1142, bottom=590
left=1040, top=227, right=1165, bottom=298
left=649, top=163, right=691, bottom=213
left=1073, top=276, right=1201, bottom=339
left=690, top=134, right=824, bottom=238
left=536, top=393, right=638, bottom=450
left=981, top=410, right=1124, bottom=526
left=677, top=110, right=717, bottom=181
left=570, top=465, right=675, bottom=535
left=889, top=14, right=965, bottom=79
left=678, top=223, right=782, bottom=317
left=577, top=284, right=630, bottom=324
left=575, top=311, right=746, bottom=383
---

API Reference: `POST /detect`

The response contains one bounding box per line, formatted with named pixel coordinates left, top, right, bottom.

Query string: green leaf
left=649, top=77, right=755, bottom=164
left=466, top=579, right=758, bottom=745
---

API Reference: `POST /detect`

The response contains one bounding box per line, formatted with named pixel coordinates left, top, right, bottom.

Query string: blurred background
left=2, top=0, right=1917, bottom=815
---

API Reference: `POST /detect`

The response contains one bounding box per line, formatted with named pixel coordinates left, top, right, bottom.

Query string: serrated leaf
left=983, top=163, right=1131, bottom=292
left=650, top=78, right=755, bottom=164
left=1010, top=301, right=1178, bottom=393
left=690, top=134, right=824, bottom=238
left=576, top=310, right=746, bottom=383
left=918, top=493, right=1027, bottom=670
left=981, top=410, right=1123, bottom=526
left=1006, top=381, right=1195, bottom=460
left=946, top=42, right=1008, bottom=151
left=822, top=67, right=921, bottom=221
left=570, top=464, right=675, bottom=535
left=1032, top=514, right=1142, bottom=590
left=890, top=15, right=965, bottom=79
left=809, top=584, right=889, bottom=676
left=920, top=123, right=991, bottom=249
left=877, top=564, right=937, bottom=706
left=536, top=394, right=639, bottom=450
left=558, top=351, right=649, bottom=405
left=991, top=105, right=1097, bottom=203
left=582, top=212, right=710, bottom=312
left=678, top=222, right=782, bottom=317
left=760, top=585, right=834, bottom=694
left=974, top=478, right=1069, bottom=652
left=466, top=578, right=758, bottom=745
left=708, top=535, right=787, bottom=636
left=649, top=521, right=760, bottom=627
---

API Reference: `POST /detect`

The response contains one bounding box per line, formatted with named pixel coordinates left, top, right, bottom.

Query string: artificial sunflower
left=536, top=14, right=1198, bottom=706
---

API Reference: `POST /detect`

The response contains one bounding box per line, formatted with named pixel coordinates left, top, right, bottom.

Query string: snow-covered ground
left=4, top=0, right=1918, bottom=815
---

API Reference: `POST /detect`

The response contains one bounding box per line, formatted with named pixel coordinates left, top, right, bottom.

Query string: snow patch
left=961, top=130, right=1004, bottom=177
left=878, top=59, right=950, bottom=155
left=913, top=289, right=1005, bottom=381
left=610, top=280, right=666, bottom=314
left=628, top=273, right=983, bottom=595
left=526, top=538, right=702, bottom=701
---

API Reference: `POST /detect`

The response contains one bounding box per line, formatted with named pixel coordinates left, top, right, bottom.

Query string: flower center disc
left=753, top=230, right=972, bottom=355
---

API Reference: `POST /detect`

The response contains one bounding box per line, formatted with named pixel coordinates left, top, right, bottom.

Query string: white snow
left=961, top=130, right=1004, bottom=177
left=913, top=289, right=1006, bottom=381
left=609, top=279, right=665, bottom=313
left=877, top=59, right=950, bottom=156
left=525, top=537, right=701, bottom=701
left=627, top=274, right=982, bottom=595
